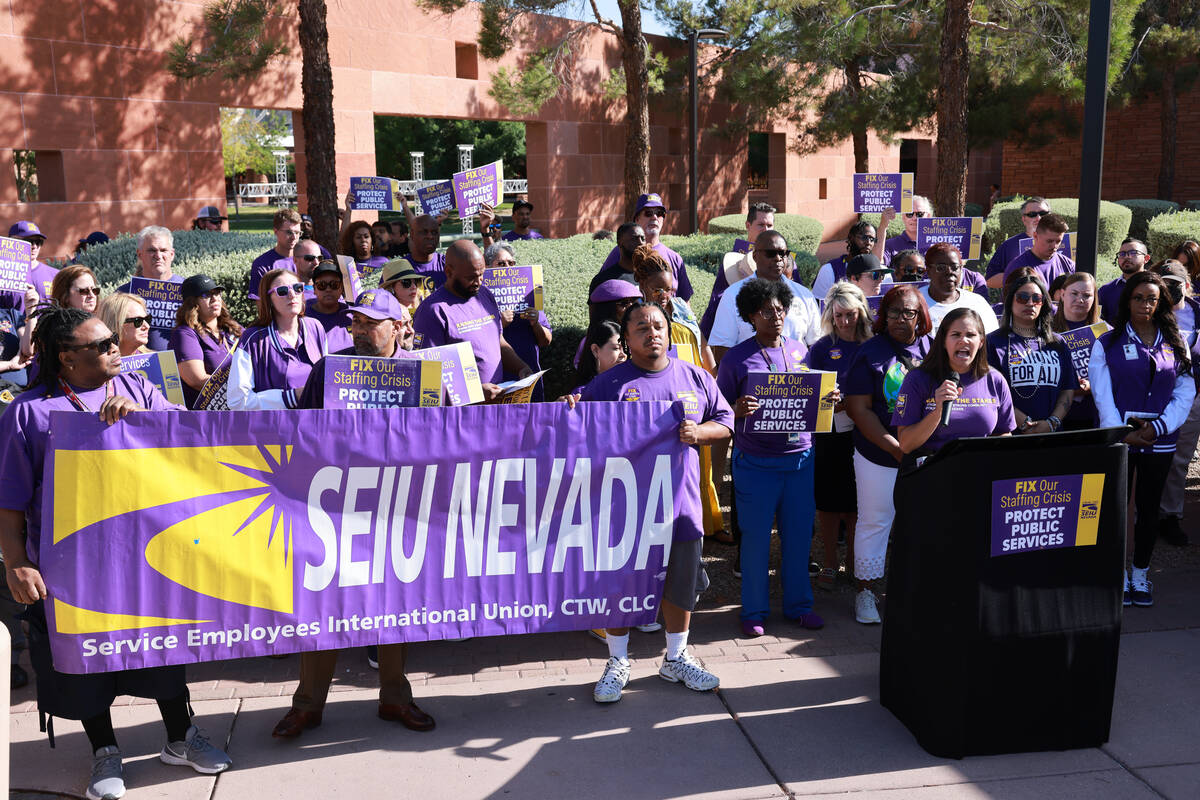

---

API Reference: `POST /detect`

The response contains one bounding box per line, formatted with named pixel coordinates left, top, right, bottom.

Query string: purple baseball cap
left=8, top=221, right=45, bottom=241
left=635, top=193, right=665, bottom=214
left=350, top=289, right=407, bottom=321
left=589, top=279, right=642, bottom=304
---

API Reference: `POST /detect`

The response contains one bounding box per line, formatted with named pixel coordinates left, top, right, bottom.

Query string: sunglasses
left=124, top=315, right=152, bottom=328
left=640, top=208, right=666, bottom=218
left=759, top=248, right=789, bottom=259
left=297, top=254, right=320, bottom=262
left=65, top=332, right=120, bottom=353
left=904, top=211, right=928, bottom=218
left=398, top=278, right=422, bottom=288
left=1014, top=292, right=1043, bottom=305
left=1023, top=210, right=1051, bottom=218
left=201, top=290, right=223, bottom=300
left=862, top=270, right=888, bottom=280
left=74, top=286, right=101, bottom=297
left=273, top=283, right=306, bottom=297
left=930, top=263, right=961, bottom=273
left=314, top=280, right=342, bottom=291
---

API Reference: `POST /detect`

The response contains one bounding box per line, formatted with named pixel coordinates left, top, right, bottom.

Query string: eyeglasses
left=124, top=315, right=151, bottom=328
left=759, top=248, right=789, bottom=259
left=74, top=286, right=101, bottom=297
left=1023, top=209, right=1051, bottom=218
left=65, top=332, right=120, bottom=353
left=1116, top=250, right=1147, bottom=259
left=854, top=233, right=878, bottom=243
left=1014, top=292, right=1043, bottom=305
left=314, top=280, right=342, bottom=292
left=1131, top=295, right=1159, bottom=306
left=886, top=308, right=919, bottom=321
left=273, top=283, right=306, bottom=297
left=297, top=254, right=320, bottom=262
left=904, top=211, right=928, bottom=218
left=647, top=286, right=674, bottom=298
left=756, top=306, right=786, bottom=319
left=930, top=262, right=961, bottom=273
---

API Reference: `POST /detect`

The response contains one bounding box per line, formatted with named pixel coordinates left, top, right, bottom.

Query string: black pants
left=1128, top=450, right=1173, bottom=569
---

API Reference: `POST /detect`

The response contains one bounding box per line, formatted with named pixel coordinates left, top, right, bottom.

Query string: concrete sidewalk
left=10, top=566, right=1200, bottom=799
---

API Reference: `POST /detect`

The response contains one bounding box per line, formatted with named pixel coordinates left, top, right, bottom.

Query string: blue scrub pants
left=733, top=447, right=816, bottom=622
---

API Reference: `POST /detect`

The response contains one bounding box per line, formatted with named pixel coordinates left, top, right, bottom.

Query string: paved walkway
left=9, top=561, right=1199, bottom=799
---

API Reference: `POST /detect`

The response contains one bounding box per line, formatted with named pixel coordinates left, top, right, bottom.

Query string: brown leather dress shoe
left=378, top=701, right=436, bottom=731
left=272, top=708, right=323, bottom=738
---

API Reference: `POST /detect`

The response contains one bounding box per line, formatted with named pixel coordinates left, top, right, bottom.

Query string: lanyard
left=759, top=343, right=796, bottom=373
left=56, top=378, right=114, bottom=411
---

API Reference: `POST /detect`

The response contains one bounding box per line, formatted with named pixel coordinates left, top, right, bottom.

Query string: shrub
left=1115, top=199, right=1180, bottom=242
left=706, top=213, right=824, bottom=254
left=983, top=197, right=1131, bottom=269
left=964, top=202, right=984, bottom=218
left=1147, top=210, right=1200, bottom=262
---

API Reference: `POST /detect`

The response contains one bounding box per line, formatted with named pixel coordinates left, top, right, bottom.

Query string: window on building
left=455, top=43, right=479, bottom=80
left=13, top=150, right=65, bottom=203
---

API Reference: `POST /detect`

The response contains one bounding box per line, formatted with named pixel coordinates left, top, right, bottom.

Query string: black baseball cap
left=846, top=254, right=891, bottom=278
left=181, top=274, right=225, bottom=298
left=312, top=260, right=343, bottom=279
left=512, top=199, right=534, bottom=213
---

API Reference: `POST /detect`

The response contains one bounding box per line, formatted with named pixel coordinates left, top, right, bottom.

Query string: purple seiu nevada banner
left=42, top=403, right=697, bottom=673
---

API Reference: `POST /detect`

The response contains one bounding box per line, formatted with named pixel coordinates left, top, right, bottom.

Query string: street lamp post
left=1075, top=0, right=1114, bottom=276
left=689, top=28, right=728, bottom=234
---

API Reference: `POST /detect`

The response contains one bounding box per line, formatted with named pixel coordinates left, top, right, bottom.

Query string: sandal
left=816, top=567, right=837, bottom=591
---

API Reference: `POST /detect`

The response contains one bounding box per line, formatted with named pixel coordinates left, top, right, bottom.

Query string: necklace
left=1005, top=333, right=1044, bottom=401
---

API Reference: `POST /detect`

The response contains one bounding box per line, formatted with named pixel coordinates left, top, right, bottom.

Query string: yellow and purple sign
left=0, top=236, right=32, bottom=297
left=991, top=473, right=1105, bottom=556
left=853, top=173, right=914, bottom=214
left=917, top=216, right=984, bottom=261
left=743, top=370, right=837, bottom=434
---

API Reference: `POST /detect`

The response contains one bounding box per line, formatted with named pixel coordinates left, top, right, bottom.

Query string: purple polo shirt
left=1097, top=277, right=1126, bottom=324
left=170, top=325, right=237, bottom=409
left=986, top=233, right=1028, bottom=279
left=882, top=232, right=917, bottom=265
left=892, top=368, right=1015, bottom=453
left=843, top=333, right=933, bottom=467
left=237, top=316, right=327, bottom=406
left=808, top=334, right=864, bottom=431
left=404, top=252, right=447, bottom=290
left=985, top=331, right=1078, bottom=420
left=501, top=230, right=544, bottom=241
left=0, top=373, right=180, bottom=565
left=599, top=242, right=692, bottom=301
left=581, top=357, right=733, bottom=541
left=248, top=248, right=292, bottom=299
left=116, top=273, right=185, bottom=352
left=716, top=336, right=812, bottom=456
left=1003, top=249, right=1075, bottom=286
left=412, top=285, right=505, bottom=383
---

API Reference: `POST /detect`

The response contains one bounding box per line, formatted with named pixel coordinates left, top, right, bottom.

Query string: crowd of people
left=0, top=190, right=1198, bottom=800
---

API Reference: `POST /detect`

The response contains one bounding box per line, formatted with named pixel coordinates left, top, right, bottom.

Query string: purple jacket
left=228, top=316, right=327, bottom=410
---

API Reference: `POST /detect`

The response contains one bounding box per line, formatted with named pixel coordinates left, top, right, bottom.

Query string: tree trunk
left=845, top=59, right=870, bottom=174
left=935, top=0, right=973, bottom=218
left=1157, top=0, right=1181, bottom=200
left=299, top=0, right=338, bottom=253
left=618, top=0, right=650, bottom=218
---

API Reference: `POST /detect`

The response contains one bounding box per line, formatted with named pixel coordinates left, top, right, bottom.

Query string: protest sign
left=917, top=217, right=984, bottom=261
left=416, top=180, right=455, bottom=217
left=323, top=355, right=443, bottom=409
left=1018, top=232, right=1074, bottom=260
left=853, top=173, right=914, bottom=214
left=127, top=277, right=183, bottom=331
left=42, top=402, right=697, bottom=672
left=349, top=176, right=402, bottom=211
left=1056, top=321, right=1110, bottom=384
left=482, top=264, right=543, bottom=313
left=120, top=350, right=186, bottom=406
left=0, top=236, right=31, bottom=297
left=990, top=474, right=1105, bottom=556
left=452, top=161, right=504, bottom=217
left=394, top=341, right=484, bottom=406
left=495, top=370, right=548, bottom=404
left=732, top=239, right=752, bottom=255
left=335, top=255, right=366, bottom=296
left=743, top=370, right=837, bottom=434
left=193, top=356, right=232, bottom=411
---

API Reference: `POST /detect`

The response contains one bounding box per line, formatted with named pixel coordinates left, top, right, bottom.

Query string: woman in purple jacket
left=228, top=268, right=327, bottom=411
left=1090, top=271, right=1196, bottom=608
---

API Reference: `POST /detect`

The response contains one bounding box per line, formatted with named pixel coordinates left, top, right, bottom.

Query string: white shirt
left=920, top=285, right=999, bottom=335
left=709, top=274, right=822, bottom=348
left=811, top=260, right=894, bottom=306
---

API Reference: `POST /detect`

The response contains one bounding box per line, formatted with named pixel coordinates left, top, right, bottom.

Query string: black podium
left=880, top=427, right=1128, bottom=758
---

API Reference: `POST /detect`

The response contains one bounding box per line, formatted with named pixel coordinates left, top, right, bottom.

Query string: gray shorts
left=662, top=537, right=709, bottom=612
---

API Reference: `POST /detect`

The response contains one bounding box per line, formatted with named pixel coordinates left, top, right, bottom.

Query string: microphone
left=940, top=373, right=962, bottom=427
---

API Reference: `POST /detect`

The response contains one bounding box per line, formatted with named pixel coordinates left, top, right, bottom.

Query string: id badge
left=1123, top=343, right=1138, bottom=360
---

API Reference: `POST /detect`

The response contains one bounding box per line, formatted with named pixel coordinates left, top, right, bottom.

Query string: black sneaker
left=1159, top=517, right=1189, bottom=546
left=1130, top=569, right=1154, bottom=607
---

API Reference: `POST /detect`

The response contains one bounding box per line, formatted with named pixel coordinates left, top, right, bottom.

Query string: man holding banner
left=116, top=226, right=183, bottom=351
left=0, top=307, right=231, bottom=800
left=274, top=289, right=437, bottom=738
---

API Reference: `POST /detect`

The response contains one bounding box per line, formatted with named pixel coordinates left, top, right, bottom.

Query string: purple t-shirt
left=304, top=298, right=353, bottom=352
left=599, top=242, right=692, bottom=301
left=985, top=331, right=1078, bottom=420
left=248, top=248, right=291, bottom=299
left=404, top=252, right=448, bottom=290
left=116, top=273, right=185, bottom=352
left=170, top=325, right=236, bottom=409
left=412, top=285, right=505, bottom=383
left=0, top=373, right=181, bottom=565
left=891, top=368, right=1015, bottom=454
left=502, top=230, right=544, bottom=241
left=581, top=358, right=734, bottom=541
left=355, top=255, right=388, bottom=278
left=715, top=336, right=812, bottom=456
left=843, top=333, right=933, bottom=467
left=882, top=232, right=917, bottom=265
left=986, top=233, right=1028, bottom=279
left=959, top=266, right=990, bottom=299
left=1097, top=277, right=1126, bottom=324
left=1003, top=249, right=1075, bottom=286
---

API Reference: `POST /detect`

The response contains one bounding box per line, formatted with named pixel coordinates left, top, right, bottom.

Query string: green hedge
left=983, top=197, right=1131, bottom=276
left=1116, top=199, right=1180, bottom=242
left=706, top=213, right=824, bottom=255
left=1147, top=210, right=1200, bottom=262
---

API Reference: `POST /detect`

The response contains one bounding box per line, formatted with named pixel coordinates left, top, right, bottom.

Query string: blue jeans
left=733, top=448, right=816, bottom=622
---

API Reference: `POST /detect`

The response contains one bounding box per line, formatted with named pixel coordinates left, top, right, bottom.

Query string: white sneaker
left=86, top=745, right=125, bottom=800
left=635, top=622, right=662, bottom=633
left=593, top=656, right=631, bottom=703
left=658, top=649, right=719, bottom=691
left=855, top=589, right=882, bottom=624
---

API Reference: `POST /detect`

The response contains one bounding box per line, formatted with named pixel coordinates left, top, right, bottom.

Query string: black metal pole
left=689, top=31, right=699, bottom=235
left=1075, top=0, right=1114, bottom=276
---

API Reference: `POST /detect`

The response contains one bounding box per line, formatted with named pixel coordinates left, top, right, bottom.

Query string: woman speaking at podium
left=1089, top=271, right=1195, bottom=608
left=893, top=307, right=1016, bottom=460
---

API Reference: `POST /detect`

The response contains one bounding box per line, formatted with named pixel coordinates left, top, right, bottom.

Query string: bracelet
left=1047, top=415, right=1062, bottom=431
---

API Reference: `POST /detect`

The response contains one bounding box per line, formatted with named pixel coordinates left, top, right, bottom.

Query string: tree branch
left=838, top=0, right=917, bottom=28
left=587, top=0, right=621, bottom=35
left=970, top=18, right=1013, bottom=32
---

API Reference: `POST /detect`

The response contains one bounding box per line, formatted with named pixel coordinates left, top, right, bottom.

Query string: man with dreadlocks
left=0, top=307, right=233, bottom=800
